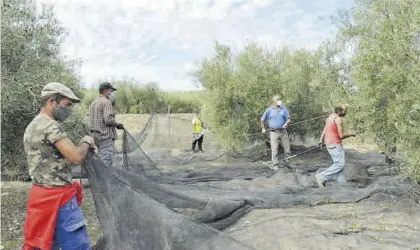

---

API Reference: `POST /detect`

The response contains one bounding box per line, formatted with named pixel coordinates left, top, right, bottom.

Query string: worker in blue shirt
left=260, top=94, right=291, bottom=170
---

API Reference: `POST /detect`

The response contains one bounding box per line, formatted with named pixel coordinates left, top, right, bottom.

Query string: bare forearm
left=78, top=143, right=90, bottom=159
left=62, top=143, right=90, bottom=165
left=319, top=133, right=325, bottom=143
left=341, top=132, right=356, bottom=140
left=260, top=121, right=265, bottom=129
left=55, top=136, right=94, bottom=165
left=319, top=127, right=326, bottom=143
left=339, top=124, right=356, bottom=139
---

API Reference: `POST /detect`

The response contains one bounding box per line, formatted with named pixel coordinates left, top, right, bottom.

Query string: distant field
left=115, top=113, right=221, bottom=152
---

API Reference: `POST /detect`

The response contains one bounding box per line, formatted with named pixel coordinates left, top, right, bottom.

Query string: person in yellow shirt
left=192, top=113, right=204, bottom=153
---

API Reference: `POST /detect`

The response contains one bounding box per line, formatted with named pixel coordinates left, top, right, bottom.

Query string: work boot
left=283, top=153, right=292, bottom=169
left=283, top=159, right=292, bottom=169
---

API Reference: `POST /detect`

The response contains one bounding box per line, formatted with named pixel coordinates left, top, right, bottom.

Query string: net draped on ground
left=82, top=112, right=414, bottom=250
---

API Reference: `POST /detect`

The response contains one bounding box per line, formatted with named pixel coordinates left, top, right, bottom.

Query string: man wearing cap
left=22, top=82, right=95, bottom=250
left=88, top=82, right=124, bottom=167
left=260, top=94, right=292, bottom=170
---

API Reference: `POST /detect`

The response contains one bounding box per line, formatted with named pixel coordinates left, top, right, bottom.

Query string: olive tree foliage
left=105, top=81, right=163, bottom=114
left=335, top=0, right=420, bottom=181
left=81, top=80, right=203, bottom=114
left=195, top=42, right=349, bottom=150
left=1, top=0, right=83, bottom=179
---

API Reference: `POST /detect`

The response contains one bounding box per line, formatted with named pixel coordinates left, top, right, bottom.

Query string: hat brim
left=62, top=95, right=81, bottom=103
left=63, top=92, right=81, bottom=103
left=70, top=98, right=81, bottom=103
left=99, top=86, right=117, bottom=91
left=41, top=91, right=81, bottom=103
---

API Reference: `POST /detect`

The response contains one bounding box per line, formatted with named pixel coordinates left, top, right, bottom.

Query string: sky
left=38, top=0, right=354, bottom=91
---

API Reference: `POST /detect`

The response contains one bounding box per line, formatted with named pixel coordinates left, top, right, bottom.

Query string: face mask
left=53, top=103, right=73, bottom=122
left=276, top=100, right=282, bottom=106
left=108, top=91, right=116, bottom=101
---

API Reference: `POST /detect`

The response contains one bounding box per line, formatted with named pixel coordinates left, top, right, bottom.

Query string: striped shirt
left=88, top=95, right=118, bottom=141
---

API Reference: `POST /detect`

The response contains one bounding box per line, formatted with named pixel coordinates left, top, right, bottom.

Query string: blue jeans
left=319, top=144, right=346, bottom=183
left=51, top=196, right=91, bottom=250
left=98, top=138, right=116, bottom=167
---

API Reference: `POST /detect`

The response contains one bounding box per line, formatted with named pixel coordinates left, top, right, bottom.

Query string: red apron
left=21, top=181, right=83, bottom=250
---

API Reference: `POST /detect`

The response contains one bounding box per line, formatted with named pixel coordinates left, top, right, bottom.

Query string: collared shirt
left=88, top=95, right=118, bottom=141
left=23, top=113, right=72, bottom=187
left=261, top=105, right=290, bottom=129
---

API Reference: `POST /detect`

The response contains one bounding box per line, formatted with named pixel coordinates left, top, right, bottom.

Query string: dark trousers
left=192, top=135, right=204, bottom=151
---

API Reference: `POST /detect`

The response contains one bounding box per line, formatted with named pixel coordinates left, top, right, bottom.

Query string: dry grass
left=116, top=113, right=221, bottom=151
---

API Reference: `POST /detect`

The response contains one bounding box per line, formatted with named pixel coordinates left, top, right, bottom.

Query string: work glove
left=116, top=123, right=124, bottom=130
left=318, top=142, right=324, bottom=148
left=262, top=128, right=266, bottom=134
left=80, top=135, right=98, bottom=153
left=80, top=135, right=95, bottom=146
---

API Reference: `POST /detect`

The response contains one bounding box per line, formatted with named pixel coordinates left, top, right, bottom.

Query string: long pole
left=283, top=146, right=320, bottom=161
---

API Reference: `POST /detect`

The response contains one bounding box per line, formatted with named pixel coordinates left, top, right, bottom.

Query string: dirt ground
left=2, top=163, right=420, bottom=249
left=228, top=200, right=420, bottom=250
left=2, top=113, right=420, bottom=249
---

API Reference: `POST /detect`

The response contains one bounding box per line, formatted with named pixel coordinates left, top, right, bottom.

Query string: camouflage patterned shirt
left=23, top=113, right=73, bottom=187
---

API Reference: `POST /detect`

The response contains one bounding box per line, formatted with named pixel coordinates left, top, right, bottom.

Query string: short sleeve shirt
left=23, top=113, right=72, bottom=187
left=261, top=105, right=290, bottom=129
left=192, top=118, right=203, bottom=133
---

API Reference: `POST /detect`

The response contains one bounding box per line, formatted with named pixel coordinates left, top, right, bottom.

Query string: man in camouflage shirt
left=88, top=82, right=124, bottom=167
left=22, top=82, right=95, bottom=250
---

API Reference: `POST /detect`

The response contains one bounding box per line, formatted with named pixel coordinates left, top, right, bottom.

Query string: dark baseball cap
left=99, top=82, right=117, bottom=91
